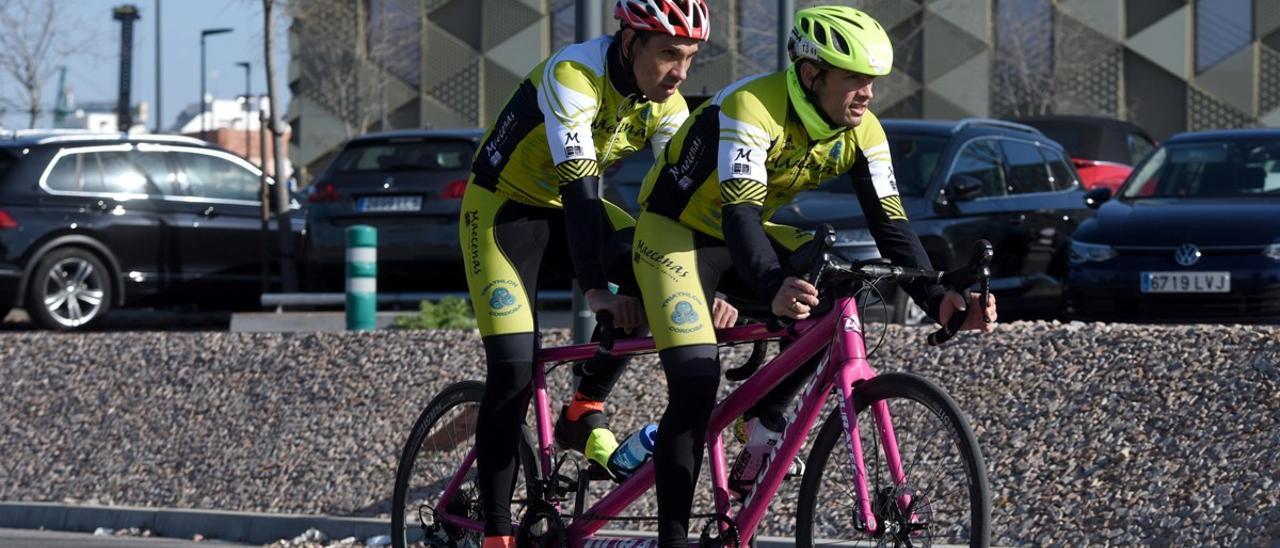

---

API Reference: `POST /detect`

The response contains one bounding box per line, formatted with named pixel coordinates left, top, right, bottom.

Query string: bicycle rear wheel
left=391, top=381, right=538, bottom=548
left=795, top=372, right=990, bottom=547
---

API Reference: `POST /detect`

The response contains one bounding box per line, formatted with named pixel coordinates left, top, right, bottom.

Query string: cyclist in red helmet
left=460, top=1, right=719, bottom=546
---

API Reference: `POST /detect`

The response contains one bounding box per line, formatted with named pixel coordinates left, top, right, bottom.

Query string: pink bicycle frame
left=432, top=292, right=909, bottom=546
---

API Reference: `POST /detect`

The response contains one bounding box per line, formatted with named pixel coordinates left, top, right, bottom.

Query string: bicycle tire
left=392, top=381, right=539, bottom=548
left=795, top=372, right=990, bottom=547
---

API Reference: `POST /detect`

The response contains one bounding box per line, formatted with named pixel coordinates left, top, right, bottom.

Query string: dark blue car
left=1066, top=129, right=1280, bottom=321
left=772, top=119, right=1093, bottom=323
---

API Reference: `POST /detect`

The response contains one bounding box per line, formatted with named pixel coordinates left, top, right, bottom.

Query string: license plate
left=1140, top=271, right=1231, bottom=293
left=358, top=195, right=421, bottom=212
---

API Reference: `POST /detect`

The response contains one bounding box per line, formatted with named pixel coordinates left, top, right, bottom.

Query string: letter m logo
left=734, top=148, right=752, bottom=162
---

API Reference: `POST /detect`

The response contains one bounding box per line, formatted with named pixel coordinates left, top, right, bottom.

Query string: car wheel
left=25, top=247, right=113, bottom=330
left=890, top=288, right=930, bottom=325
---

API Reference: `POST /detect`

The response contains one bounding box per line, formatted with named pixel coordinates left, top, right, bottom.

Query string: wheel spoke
left=72, top=261, right=92, bottom=285
left=67, top=295, right=83, bottom=321
left=44, top=292, right=69, bottom=311
left=79, top=290, right=104, bottom=307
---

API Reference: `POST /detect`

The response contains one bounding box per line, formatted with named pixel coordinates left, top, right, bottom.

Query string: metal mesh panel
left=550, top=0, right=576, bottom=52
left=369, top=0, right=422, bottom=86
left=1261, top=45, right=1280, bottom=115
left=484, top=0, right=544, bottom=50
left=1053, top=11, right=1121, bottom=117
left=429, top=60, right=482, bottom=124
left=1188, top=86, right=1256, bottom=131
left=736, top=0, right=776, bottom=76
left=423, top=23, right=479, bottom=90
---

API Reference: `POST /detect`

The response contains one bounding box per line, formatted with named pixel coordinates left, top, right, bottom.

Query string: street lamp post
left=236, top=61, right=251, bottom=160
left=199, top=27, right=233, bottom=141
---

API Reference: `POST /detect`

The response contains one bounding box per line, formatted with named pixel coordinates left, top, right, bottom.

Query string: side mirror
left=1084, top=186, right=1112, bottom=209
left=946, top=174, right=984, bottom=202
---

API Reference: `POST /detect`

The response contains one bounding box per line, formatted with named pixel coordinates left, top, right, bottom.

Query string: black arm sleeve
left=723, top=202, right=789, bottom=303
left=559, top=173, right=610, bottom=292
left=848, top=150, right=948, bottom=322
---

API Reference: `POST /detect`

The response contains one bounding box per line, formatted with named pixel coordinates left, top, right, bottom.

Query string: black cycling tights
left=653, top=342, right=823, bottom=546
left=654, top=344, right=721, bottom=546
left=476, top=329, right=631, bottom=536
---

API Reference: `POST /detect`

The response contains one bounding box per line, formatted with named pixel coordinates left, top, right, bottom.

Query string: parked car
left=1065, top=129, right=1280, bottom=321
left=771, top=119, right=1094, bottom=323
left=0, top=131, right=303, bottom=330
left=303, top=129, right=484, bottom=291
left=1014, top=115, right=1157, bottom=193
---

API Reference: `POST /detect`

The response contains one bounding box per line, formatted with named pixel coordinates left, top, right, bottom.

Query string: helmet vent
left=813, top=21, right=828, bottom=45
left=830, top=31, right=849, bottom=55
left=628, top=4, right=648, bottom=18
left=801, top=18, right=811, bottom=33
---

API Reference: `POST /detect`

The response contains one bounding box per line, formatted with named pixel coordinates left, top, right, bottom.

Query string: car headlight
left=1069, top=240, right=1117, bottom=264
left=1265, top=243, right=1280, bottom=261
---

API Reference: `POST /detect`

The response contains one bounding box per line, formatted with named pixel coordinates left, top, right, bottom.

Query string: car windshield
left=1119, top=139, right=1280, bottom=199
left=332, top=139, right=474, bottom=173
left=813, top=134, right=947, bottom=197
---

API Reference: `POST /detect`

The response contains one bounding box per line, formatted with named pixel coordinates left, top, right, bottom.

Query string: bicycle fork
left=835, top=364, right=912, bottom=537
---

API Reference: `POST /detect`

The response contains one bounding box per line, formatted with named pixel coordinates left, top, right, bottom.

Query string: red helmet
left=614, top=0, right=710, bottom=41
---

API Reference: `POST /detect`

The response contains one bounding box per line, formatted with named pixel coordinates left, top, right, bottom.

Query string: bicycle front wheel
left=796, top=372, right=990, bottom=547
left=391, top=381, right=538, bottom=548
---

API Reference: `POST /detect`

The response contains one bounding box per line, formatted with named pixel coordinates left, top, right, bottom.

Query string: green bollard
left=346, top=225, right=377, bottom=331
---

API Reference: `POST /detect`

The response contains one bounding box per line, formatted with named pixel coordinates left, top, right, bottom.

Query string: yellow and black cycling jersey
left=470, top=34, right=689, bottom=208
left=635, top=68, right=944, bottom=321
left=638, top=69, right=903, bottom=238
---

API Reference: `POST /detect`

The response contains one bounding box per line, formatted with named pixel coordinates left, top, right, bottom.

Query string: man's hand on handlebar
left=711, top=296, right=739, bottom=329
left=585, top=288, right=644, bottom=330
left=771, top=276, right=820, bottom=320
left=937, top=290, right=998, bottom=333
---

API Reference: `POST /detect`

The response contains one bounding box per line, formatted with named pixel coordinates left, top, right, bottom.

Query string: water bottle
left=607, top=424, right=658, bottom=479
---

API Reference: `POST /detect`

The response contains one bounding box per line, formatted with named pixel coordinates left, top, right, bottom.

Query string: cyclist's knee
left=482, top=333, right=536, bottom=397
left=660, top=345, right=720, bottom=405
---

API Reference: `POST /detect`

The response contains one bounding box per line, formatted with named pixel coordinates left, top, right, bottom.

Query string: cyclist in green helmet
left=630, top=6, right=998, bottom=544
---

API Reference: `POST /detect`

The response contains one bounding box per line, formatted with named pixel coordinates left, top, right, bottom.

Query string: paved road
left=0, top=528, right=243, bottom=547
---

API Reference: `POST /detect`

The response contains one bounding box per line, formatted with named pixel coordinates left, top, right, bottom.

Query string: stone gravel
left=1, top=322, right=1277, bottom=546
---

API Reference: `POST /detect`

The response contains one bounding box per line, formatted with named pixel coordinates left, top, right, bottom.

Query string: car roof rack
left=951, top=118, right=1043, bottom=136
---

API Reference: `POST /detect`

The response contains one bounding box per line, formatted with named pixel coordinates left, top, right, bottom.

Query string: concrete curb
left=0, top=503, right=386, bottom=545
left=0, top=503, right=812, bottom=546
left=0, top=502, right=973, bottom=547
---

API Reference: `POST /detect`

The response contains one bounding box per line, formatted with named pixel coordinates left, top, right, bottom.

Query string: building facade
left=287, top=0, right=1279, bottom=183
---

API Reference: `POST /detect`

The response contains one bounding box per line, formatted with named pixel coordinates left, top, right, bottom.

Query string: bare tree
left=0, top=0, right=92, bottom=128
left=991, top=1, right=1056, bottom=118
left=263, top=0, right=297, bottom=291
left=287, top=0, right=403, bottom=139
left=991, top=2, right=1118, bottom=119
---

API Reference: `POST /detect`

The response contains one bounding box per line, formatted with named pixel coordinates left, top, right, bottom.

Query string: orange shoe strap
left=567, top=392, right=606, bottom=421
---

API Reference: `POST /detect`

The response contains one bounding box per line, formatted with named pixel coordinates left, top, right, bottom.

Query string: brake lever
left=927, top=240, right=993, bottom=346
left=725, top=339, right=768, bottom=381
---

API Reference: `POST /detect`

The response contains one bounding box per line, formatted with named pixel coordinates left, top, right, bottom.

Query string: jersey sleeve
left=716, top=89, right=788, bottom=300
left=715, top=89, right=777, bottom=212
left=537, top=57, right=602, bottom=180
left=849, top=114, right=947, bottom=320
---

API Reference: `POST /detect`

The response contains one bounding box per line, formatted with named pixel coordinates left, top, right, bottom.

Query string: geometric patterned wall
left=288, top=0, right=1278, bottom=182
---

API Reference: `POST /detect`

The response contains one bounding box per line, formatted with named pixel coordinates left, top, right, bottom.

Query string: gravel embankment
left=1, top=322, right=1277, bottom=545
